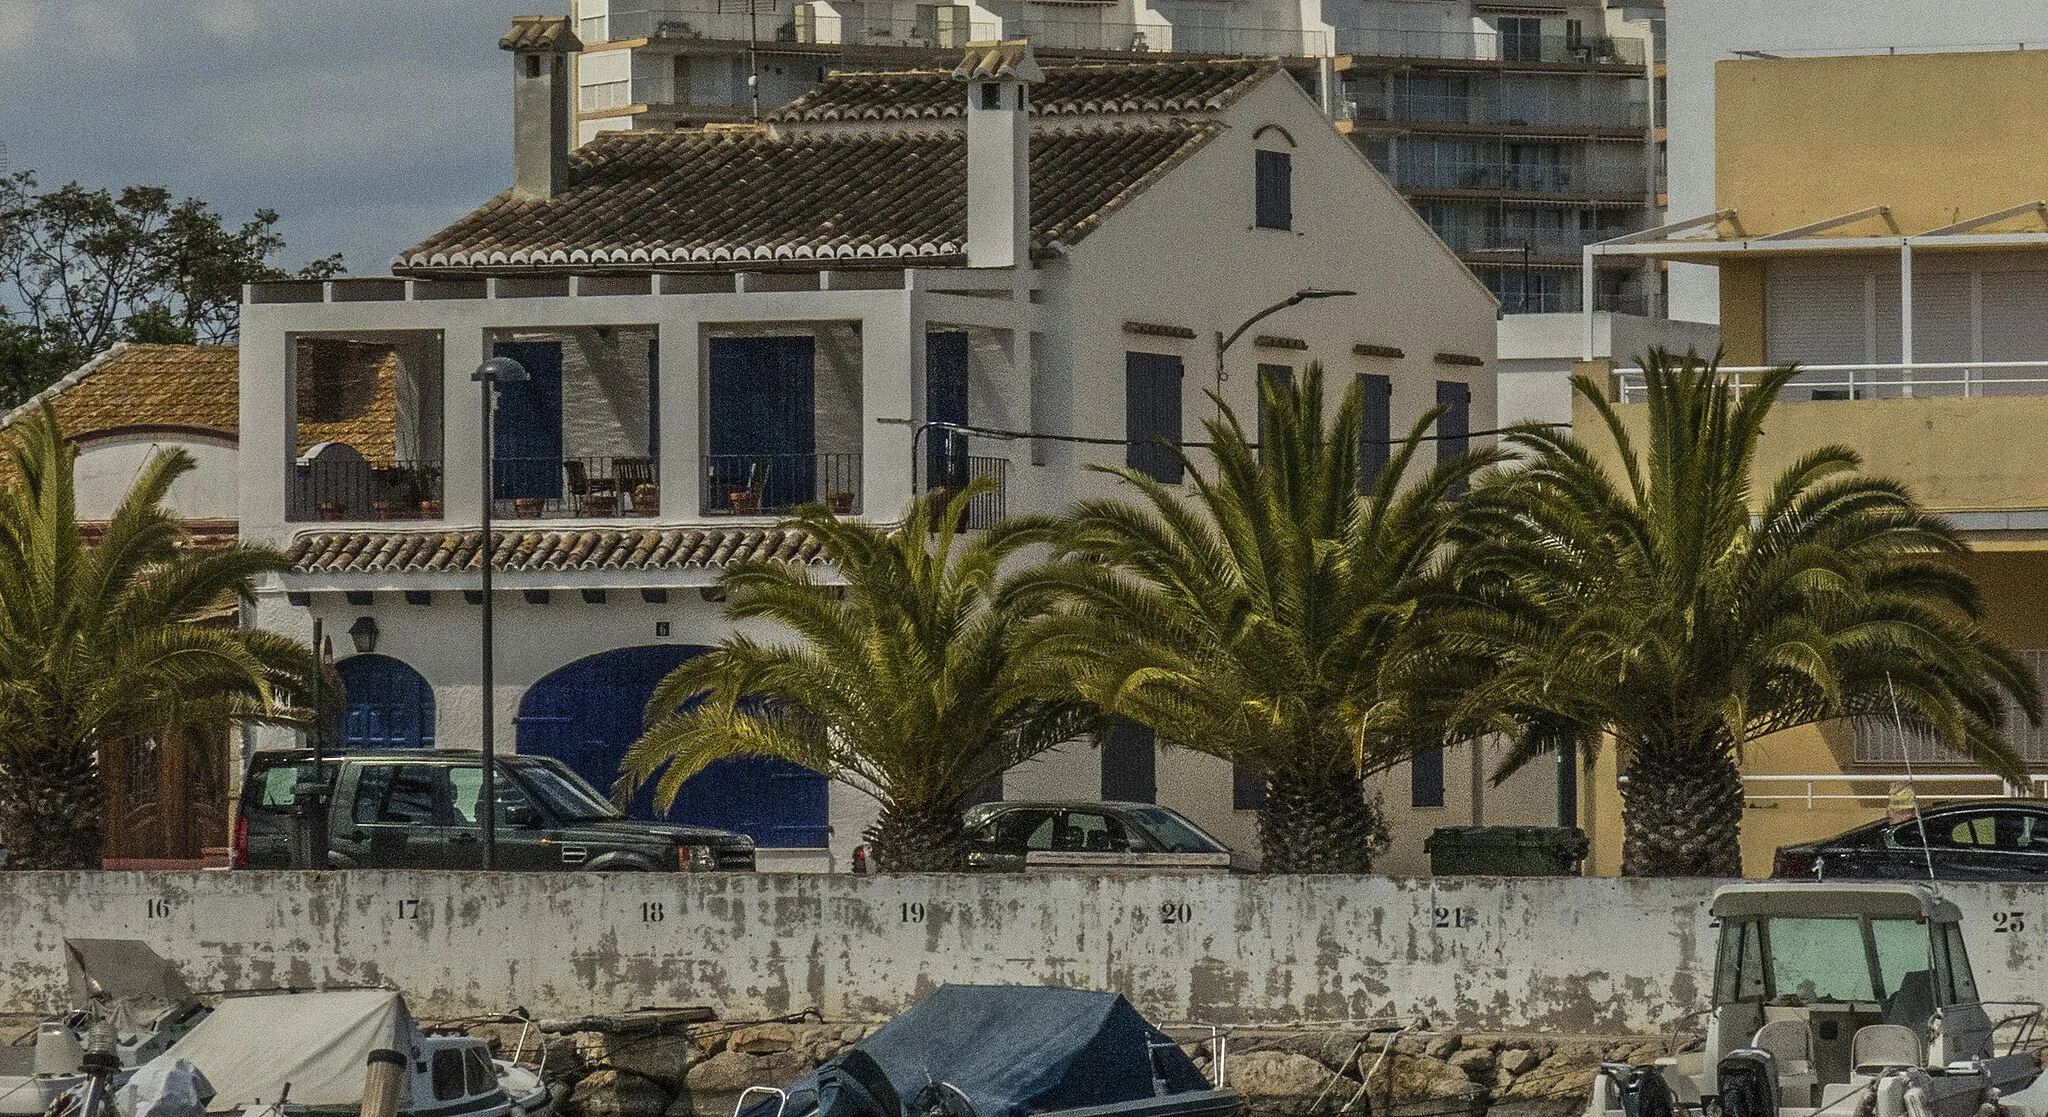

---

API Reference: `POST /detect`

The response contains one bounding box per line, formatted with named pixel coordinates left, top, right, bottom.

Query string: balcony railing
left=1435, top=225, right=1639, bottom=256
left=603, top=3, right=791, bottom=44
left=1337, top=27, right=1646, bottom=66
left=701, top=452, right=862, bottom=516
left=1613, top=361, right=2048, bottom=403
left=1392, top=160, right=1647, bottom=195
left=493, top=456, right=661, bottom=519
left=292, top=459, right=444, bottom=523
left=1744, top=773, right=2048, bottom=809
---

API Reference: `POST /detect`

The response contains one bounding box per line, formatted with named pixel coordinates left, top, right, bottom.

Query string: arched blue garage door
left=515, top=646, right=829, bottom=848
left=336, top=654, right=435, bottom=749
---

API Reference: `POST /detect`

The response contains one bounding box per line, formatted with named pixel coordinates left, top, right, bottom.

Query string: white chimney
left=954, top=41, right=1043, bottom=269
left=502, top=16, right=584, bottom=201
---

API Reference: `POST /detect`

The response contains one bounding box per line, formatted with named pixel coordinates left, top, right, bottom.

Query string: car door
left=441, top=763, right=552, bottom=870
left=1056, top=810, right=1137, bottom=862
left=970, top=807, right=1057, bottom=870
left=1914, top=809, right=2009, bottom=879
left=331, top=762, right=453, bottom=868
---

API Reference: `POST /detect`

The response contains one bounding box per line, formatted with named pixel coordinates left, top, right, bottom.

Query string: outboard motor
left=1603, top=1062, right=1675, bottom=1117
left=814, top=1050, right=900, bottom=1117
left=1718, top=1050, right=1781, bottom=1117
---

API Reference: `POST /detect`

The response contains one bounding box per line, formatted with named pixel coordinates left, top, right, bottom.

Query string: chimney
left=501, top=16, right=583, bottom=200
left=953, top=41, right=1043, bottom=269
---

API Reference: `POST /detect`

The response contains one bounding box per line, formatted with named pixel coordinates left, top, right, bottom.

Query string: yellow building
left=1574, top=49, right=2048, bottom=876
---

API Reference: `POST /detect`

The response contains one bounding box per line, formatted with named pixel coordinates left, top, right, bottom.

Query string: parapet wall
left=3, top=872, right=2040, bottom=1030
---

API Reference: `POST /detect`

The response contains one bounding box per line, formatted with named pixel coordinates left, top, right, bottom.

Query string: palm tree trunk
left=1258, top=766, right=1382, bottom=873
left=871, top=798, right=969, bottom=871
left=1618, top=728, right=1744, bottom=877
left=0, top=747, right=105, bottom=870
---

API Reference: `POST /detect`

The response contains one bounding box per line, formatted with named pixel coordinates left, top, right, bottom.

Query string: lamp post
left=1214, top=288, right=1358, bottom=400
left=472, top=355, right=528, bottom=871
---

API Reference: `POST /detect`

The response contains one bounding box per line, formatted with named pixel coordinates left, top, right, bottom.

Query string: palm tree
left=0, top=405, right=314, bottom=869
left=1467, top=349, right=2038, bottom=877
left=620, top=482, right=1095, bottom=872
left=1019, top=364, right=1505, bottom=873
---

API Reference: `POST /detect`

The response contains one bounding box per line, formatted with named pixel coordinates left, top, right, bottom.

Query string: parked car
left=849, top=801, right=1234, bottom=872
left=235, top=749, right=755, bottom=871
left=1772, top=799, right=2048, bottom=880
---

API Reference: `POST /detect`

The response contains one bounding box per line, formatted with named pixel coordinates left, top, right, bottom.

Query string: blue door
left=708, top=336, right=816, bottom=508
left=336, top=655, right=435, bottom=749
left=925, top=331, right=970, bottom=490
left=515, top=646, right=830, bottom=848
left=493, top=340, right=564, bottom=500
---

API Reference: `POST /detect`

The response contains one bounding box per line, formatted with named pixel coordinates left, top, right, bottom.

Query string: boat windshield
left=1717, top=916, right=1931, bottom=1004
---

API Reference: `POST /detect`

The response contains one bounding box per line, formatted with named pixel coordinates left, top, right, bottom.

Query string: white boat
left=1589, top=883, right=2048, bottom=1117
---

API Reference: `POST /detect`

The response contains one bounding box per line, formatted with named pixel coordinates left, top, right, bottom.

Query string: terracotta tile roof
left=396, top=122, right=1217, bottom=272
left=288, top=526, right=828, bottom=575
left=500, top=15, right=581, bottom=53
left=1, top=344, right=239, bottom=441
left=772, top=57, right=1272, bottom=124
left=294, top=338, right=402, bottom=466
left=77, top=518, right=242, bottom=552
left=953, top=40, right=1045, bottom=83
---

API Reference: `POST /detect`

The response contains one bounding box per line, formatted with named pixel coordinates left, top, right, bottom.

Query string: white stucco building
left=240, top=24, right=1528, bottom=873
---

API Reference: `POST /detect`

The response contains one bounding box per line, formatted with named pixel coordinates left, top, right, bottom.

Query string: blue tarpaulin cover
left=768, top=985, right=1212, bottom=1117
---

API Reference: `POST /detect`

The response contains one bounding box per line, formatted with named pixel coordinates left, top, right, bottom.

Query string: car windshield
left=512, top=760, right=623, bottom=821
left=1127, top=807, right=1227, bottom=853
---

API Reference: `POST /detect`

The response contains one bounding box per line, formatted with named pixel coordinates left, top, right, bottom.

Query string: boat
left=131, top=989, right=551, bottom=1117
left=0, top=940, right=211, bottom=1116
left=733, top=985, right=1237, bottom=1117
left=1590, top=883, right=2048, bottom=1117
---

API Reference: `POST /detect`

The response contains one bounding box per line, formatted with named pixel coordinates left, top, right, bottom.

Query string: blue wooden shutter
left=1411, top=747, right=1444, bottom=808
left=1436, top=379, right=1470, bottom=496
left=1255, top=150, right=1293, bottom=231
left=491, top=341, right=563, bottom=500
left=1125, top=352, right=1184, bottom=484
left=1232, top=762, right=1266, bottom=811
left=709, top=336, right=817, bottom=507
left=925, top=331, right=971, bottom=491
left=1100, top=718, right=1157, bottom=804
left=1359, top=373, right=1392, bottom=492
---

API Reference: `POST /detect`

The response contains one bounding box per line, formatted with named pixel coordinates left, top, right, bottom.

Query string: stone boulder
left=1500, top=1048, right=1542, bottom=1077
left=1372, top=1053, right=1479, bottom=1101
left=607, top=1031, right=700, bottom=1090
left=570, top=1069, right=671, bottom=1117
left=728, top=1024, right=798, bottom=1056
left=1229, top=1051, right=1337, bottom=1100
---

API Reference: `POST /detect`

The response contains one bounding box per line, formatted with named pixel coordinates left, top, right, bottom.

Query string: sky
left=0, top=0, right=555, bottom=278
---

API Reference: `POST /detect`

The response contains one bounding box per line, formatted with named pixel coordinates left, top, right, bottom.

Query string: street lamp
left=472, top=355, right=529, bottom=871
left=1214, top=288, right=1357, bottom=398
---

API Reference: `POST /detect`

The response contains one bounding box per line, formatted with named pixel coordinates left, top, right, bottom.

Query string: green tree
left=620, top=484, right=1095, bottom=871
left=1468, top=350, right=2038, bottom=876
left=1020, top=364, right=1504, bottom=873
left=0, top=171, right=343, bottom=408
left=0, top=406, right=314, bottom=869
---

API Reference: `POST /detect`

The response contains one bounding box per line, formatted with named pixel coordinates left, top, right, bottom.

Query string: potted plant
left=633, top=483, right=660, bottom=515
left=418, top=498, right=443, bottom=519
left=513, top=497, right=546, bottom=519
left=371, top=500, right=407, bottom=521
left=730, top=490, right=763, bottom=515
left=582, top=492, right=620, bottom=517
left=825, top=491, right=855, bottom=514
left=318, top=500, right=348, bottom=522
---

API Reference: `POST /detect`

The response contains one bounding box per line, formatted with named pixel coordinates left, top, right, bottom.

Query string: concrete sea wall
left=4, top=873, right=2045, bottom=1031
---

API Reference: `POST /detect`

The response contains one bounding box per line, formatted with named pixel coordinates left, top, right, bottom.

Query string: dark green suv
left=234, top=750, right=756, bottom=871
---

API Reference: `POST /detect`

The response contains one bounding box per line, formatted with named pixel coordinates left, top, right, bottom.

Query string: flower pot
left=825, top=491, right=855, bottom=515
left=513, top=497, right=546, bottom=519
left=632, top=485, right=660, bottom=515
left=730, top=491, right=762, bottom=515
left=581, top=493, right=620, bottom=517
left=318, top=501, right=348, bottom=522
left=418, top=499, right=443, bottom=519
left=372, top=501, right=408, bottom=521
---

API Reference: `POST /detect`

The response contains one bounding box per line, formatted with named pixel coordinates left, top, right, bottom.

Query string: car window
left=463, top=1047, right=496, bottom=1097
left=446, top=766, right=538, bottom=827
left=431, top=1050, right=466, bottom=1101
left=1939, top=813, right=2001, bottom=848
left=249, top=761, right=335, bottom=813
left=1997, top=811, right=2048, bottom=851
left=511, top=760, right=622, bottom=822
left=990, top=809, right=1057, bottom=852
left=354, top=765, right=442, bottom=825
left=1127, top=807, right=1227, bottom=853
left=1060, top=812, right=1131, bottom=853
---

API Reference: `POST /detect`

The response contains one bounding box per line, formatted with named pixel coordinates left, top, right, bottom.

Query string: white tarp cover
left=154, top=990, right=418, bottom=1112
left=117, top=1058, right=214, bottom=1117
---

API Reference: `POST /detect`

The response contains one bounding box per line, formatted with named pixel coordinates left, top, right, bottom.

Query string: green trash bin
left=1423, top=826, right=1589, bottom=876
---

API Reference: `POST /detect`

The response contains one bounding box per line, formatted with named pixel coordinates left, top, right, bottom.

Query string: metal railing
left=494, top=455, right=661, bottom=519
left=602, top=3, right=790, bottom=43
left=291, top=459, right=444, bottom=523
left=1613, top=361, right=2048, bottom=403
left=1337, top=27, right=1646, bottom=66
left=701, top=452, right=862, bottom=516
left=1392, top=158, right=1648, bottom=195
left=1350, top=82, right=1650, bottom=130
left=1435, top=225, right=1639, bottom=256
left=1743, top=772, right=2048, bottom=808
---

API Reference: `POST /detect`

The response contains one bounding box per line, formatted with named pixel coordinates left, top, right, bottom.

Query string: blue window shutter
left=1359, top=373, right=1392, bottom=492
left=1256, top=150, right=1293, bottom=231
left=491, top=341, right=564, bottom=501
left=1101, top=718, right=1157, bottom=803
left=1232, top=763, right=1266, bottom=811
left=1125, top=352, right=1184, bottom=484
left=1435, top=379, right=1471, bottom=496
left=925, top=331, right=971, bottom=490
left=1411, top=747, right=1445, bottom=808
